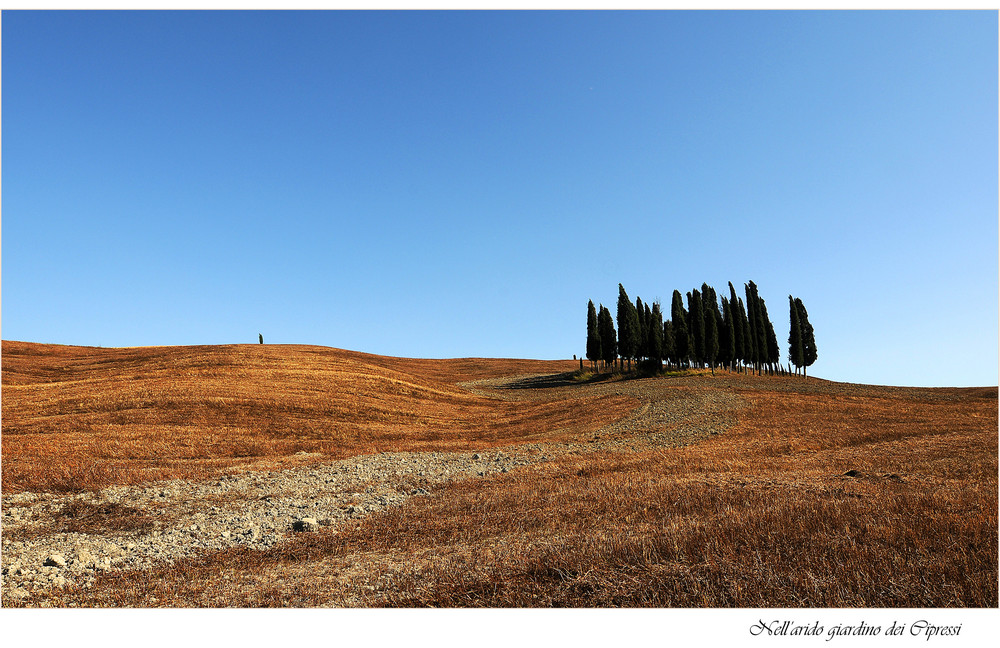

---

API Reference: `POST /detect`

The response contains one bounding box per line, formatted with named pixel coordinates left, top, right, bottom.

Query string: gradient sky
left=2, top=10, right=997, bottom=387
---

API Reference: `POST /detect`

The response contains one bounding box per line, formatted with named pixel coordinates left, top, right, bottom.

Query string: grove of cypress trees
left=671, top=290, right=689, bottom=369
left=598, top=305, right=617, bottom=371
left=586, top=300, right=601, bottom=371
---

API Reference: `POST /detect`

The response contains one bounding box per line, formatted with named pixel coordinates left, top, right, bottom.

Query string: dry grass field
left=1, top=341, right=630, bottom=493
left=2, top=341, right=996, bottom=607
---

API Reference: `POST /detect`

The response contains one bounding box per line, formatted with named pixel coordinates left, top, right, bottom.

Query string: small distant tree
left=586, top=300, right=601, bottom=371
left=598, top=305, right=617, bottom=371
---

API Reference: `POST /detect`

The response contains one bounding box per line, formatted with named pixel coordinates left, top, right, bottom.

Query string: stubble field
left=1, top=341, right=996, bottom=607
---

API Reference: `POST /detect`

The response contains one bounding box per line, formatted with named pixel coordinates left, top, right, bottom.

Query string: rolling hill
left=1, top=340, right=996, bottom=608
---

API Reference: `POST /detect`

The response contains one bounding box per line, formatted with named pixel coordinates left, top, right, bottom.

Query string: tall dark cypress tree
left=737, top=296, right=753, bottom=373
left=788, top=295, right=804, bottom=374
left=671, top=290, right=689, bottom=369
left=745, top=281, right=768, bottom=375
left=728, top=282, right=745, bottom=370
left=760, top=297, right=779, bottom=374
left=635, top=296, right=647, bottom=362
left=662, top=318, right=676, bottom=370
left=617, top=284, right=640, bottom=370
left=598, top=305, right=617, bottom=371
left=688, top=290, right=705, bottom=368
left=586, top=300, right=601, bottom=371
left=702, top=284, right=720, bottom=374
left=720, top=297, right=735, bottom=371
left=795, top=298, right=817, bottom=376
left=649, top=302, right=664, bottom=371
left=642, top=302, right=663, bottom=360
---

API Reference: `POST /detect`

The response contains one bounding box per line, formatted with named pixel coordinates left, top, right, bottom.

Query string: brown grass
left=20, top=351, right=995, bottom=608
left=2, top=341, right=633, bottom=493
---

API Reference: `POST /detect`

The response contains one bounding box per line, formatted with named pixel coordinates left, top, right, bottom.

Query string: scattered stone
left=292, top=518, right=320, bottom=532
left=472, top=453, right=481, bottom=460
left=43, top=554, right=67, bottom=568
left=844, top=470, right=862, bottom=478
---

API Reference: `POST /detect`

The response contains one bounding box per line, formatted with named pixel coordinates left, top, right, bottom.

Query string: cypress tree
left=720, top=297, right=735, bottom=371
left=737, top=296, right=753, bottom=373
left=617, top=285, right=641, bottom=370
left=645, top=303, right=653, bottom=361
left=744, top=282, right=757, bottom=373
left=728, top=282, right=745, bottom=370
left=788, top=295, right=804, bottom=374
left=795, top=298, right=817, bottom=376
left=702, top=284, right=720, bottom=374
left=598, top=305, right=617, bottom=371
left=688, top=290, right=705, bottom=368
left=635, top=296, right=647, bottom=362
left=649, top=302, right=663, bottom=371
left=671, top=290, right=689, bottom=369
left=760, top=297, right=779, bottom=374
left=586, top=300, right=601, bottom=371
left=662, top=318, right=676, bottom=370
left=745, top=281, right=768, bottom=375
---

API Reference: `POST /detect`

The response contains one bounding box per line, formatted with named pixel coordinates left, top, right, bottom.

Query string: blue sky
left=2, top=10, right=996, bottom=387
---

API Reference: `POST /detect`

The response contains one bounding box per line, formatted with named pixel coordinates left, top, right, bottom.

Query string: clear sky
left=2, top=10, right=997, bottom=387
